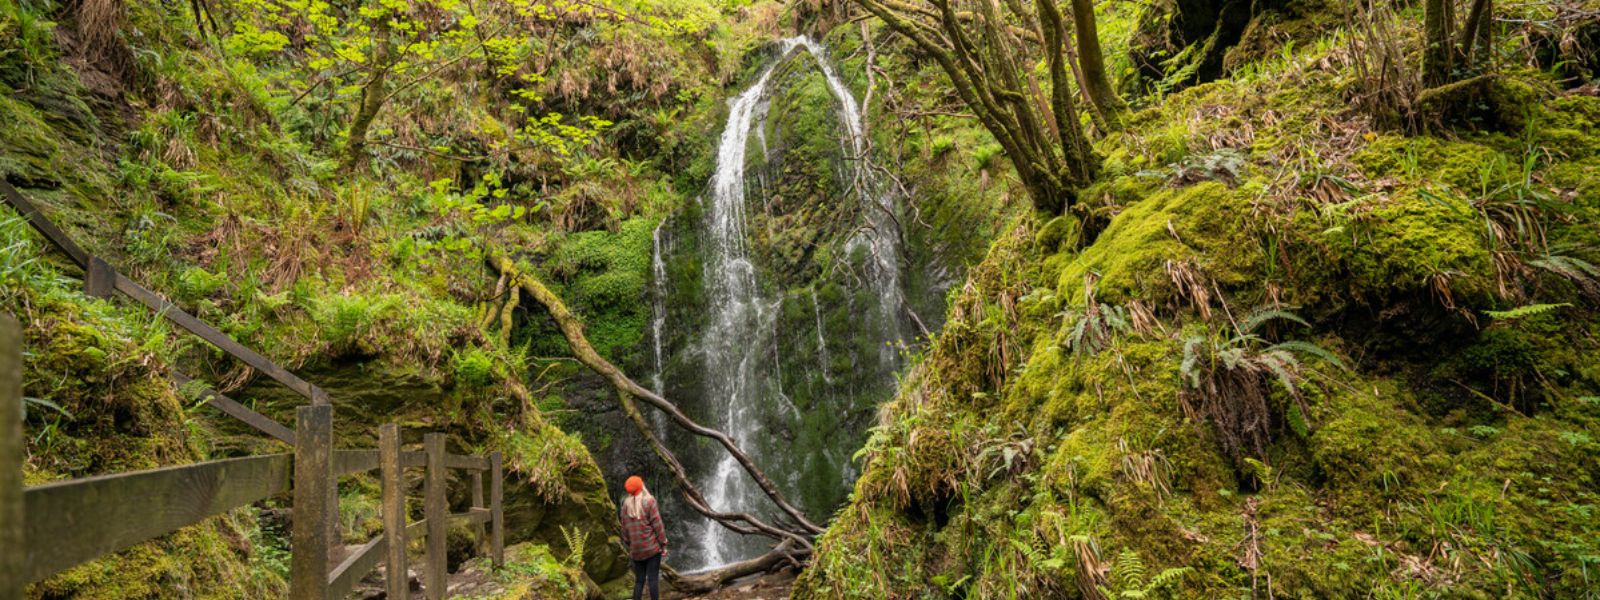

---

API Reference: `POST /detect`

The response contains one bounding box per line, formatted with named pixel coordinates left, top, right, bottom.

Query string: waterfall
left=649, top=221, right=669, bottom=397
left=648, top=222, right=671, bottom=435
left=690, top=35, right=907, bottom=570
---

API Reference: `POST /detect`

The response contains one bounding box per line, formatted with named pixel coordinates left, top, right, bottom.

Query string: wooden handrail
left=2, top=178, right=513, bottom=597
left=171, top=372, right=296, bottom=444
left=446, top=453, right=490, bottom=471
left=328, top=533, right=387, bottom=599
left=333, top=449, right=379, bottom=477
left=1, top=179, right=328, bottom=421
left=20, top=454, right=292, bottom=584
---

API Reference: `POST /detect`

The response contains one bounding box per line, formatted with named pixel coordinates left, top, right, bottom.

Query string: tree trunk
left=1422, top=0, right=1455, bottom=86
left=1457, top=0, right=1493, bottom=67
left=341, top=19, right=392, bottom=172
left=1068, top=0, right=1123, bottom=127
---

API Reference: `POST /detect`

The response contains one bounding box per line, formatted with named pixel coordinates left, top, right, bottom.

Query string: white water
left=649, top=221, right=669, bottom=397
left=648, top=222, right=672, bottom=436
left=694, top=35, right=906, bottom=569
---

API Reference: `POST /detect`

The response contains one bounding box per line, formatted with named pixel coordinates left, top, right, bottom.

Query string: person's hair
left=625, top=481, right=654, bottom=519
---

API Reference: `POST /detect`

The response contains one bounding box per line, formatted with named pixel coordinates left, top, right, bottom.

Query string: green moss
left=1056, top=181, right=1263, bottom=306
left=459, top=543, right=587, bottom=600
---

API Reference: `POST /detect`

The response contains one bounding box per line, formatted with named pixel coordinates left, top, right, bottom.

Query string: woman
left=619, top=475, right=668, bottom=600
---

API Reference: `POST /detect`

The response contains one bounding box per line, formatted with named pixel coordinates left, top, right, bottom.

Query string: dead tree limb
left=616, top=390, right=816, bottom=552
left=488, top=252, right=824, bottom=536
left=663, top=541, right=802, bottom=595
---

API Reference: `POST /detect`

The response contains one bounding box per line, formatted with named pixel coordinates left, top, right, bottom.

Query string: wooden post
left=1, top=315, right=24, bottom=598
left=424, top=433, right=448, bottom=600
left=85, top=257, right=115, bottom=298
left=469, top=467, right=486, bottom=556
left=489, top=451, right=504, bottom=568
left=292, top=404, right=333, bottom=600
left=379, top=423, right=408, bottom=600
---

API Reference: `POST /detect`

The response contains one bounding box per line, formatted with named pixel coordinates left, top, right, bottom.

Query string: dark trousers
left=631, top=552, right=661, bottom=600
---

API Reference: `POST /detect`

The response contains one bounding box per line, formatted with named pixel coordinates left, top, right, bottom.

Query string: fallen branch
left=663, top=541, right=801, bottom=595
left=488, top=252, right=823, bottom=536
left=617, top=390, right=815, bottom=552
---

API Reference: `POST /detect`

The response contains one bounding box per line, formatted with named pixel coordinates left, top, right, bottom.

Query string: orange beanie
left=625, top=475, right=643, bottom=495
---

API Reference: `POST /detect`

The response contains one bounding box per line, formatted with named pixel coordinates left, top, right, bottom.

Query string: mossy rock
left=1056, top=181, right=1263, bottom=307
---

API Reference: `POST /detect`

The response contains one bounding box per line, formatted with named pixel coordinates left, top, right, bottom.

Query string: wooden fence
left=1, top=179, right=506, bottom=598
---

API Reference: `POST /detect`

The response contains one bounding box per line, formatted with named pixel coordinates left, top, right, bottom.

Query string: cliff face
left=796, top=19, right=1600, bottom=600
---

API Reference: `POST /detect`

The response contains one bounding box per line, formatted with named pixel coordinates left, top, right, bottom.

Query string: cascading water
left=664, top=35, right=910, bottom=570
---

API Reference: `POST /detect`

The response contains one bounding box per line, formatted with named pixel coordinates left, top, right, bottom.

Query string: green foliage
left=452, top=347, right=496, bottom=387
left=1101, top=549, right=1191, bottom=599
left=1485, top=303, right=1570, bottom=321
left=559, top=524, right=589, bottom=570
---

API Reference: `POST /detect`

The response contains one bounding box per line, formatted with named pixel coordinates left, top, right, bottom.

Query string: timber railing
left=0, top=179, right=505, bottom=599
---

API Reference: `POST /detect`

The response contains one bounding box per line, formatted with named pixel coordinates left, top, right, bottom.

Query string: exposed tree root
left=487, top=252, right=823, bottom=539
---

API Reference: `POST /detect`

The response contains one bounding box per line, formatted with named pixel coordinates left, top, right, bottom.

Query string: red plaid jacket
left=620, top=496, right=667, bottom=560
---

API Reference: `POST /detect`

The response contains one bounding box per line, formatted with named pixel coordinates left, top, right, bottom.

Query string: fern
left=559, top=525, right=588, bottom=570
left=1531, top=254, right=1600, bottom=278
left=1240, top=307, right=1310, bottom=334
left=1484, top=303, right=1570, bottom=321
left=1268, top=340, right=1348, bottom=371
left=1100, top=549, right=1191, bottom=598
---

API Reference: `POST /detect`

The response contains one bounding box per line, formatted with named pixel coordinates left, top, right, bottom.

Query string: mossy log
left=488, top=252, right=823, bottom=538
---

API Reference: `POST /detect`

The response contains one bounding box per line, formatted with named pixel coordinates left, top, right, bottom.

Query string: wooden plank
left=85, top=256, right=115, bottom=298
left=292, top=405, right=333, bottom=600
left=470, top=471, right=484, bottom=508
left=445, top=453, right=488, bottom=471
left=403, top=510, right=487, bottom=540
left=113, top=272, right=330, bottom=405
left=0, top=179, right=91, bottom=266
left=490, top=451, right=504, bottom=567
left=402, top=450, right=427, bottom=468
left=424, top=433, right=448, bottom=600
left=326, top=533, right=387, bottom=599
left=170, top=372, right=294, bottom=445
left=333, top=449, right=379, bottom=478
left=380, top=424, right=409, bottom=600
left=1, top=314, right=24, bottom=598
left=21, top=454, right=291, bottom=583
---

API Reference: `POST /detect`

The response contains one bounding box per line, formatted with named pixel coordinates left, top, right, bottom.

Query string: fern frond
left=1261, top=353, right=1299, bottom=393
left=1484, top=303, right=1570, bottom=321
left=1112, top=549, right=1147, bottom=589
left=1240, top=307, right=1310, bottom=334
left=1147, top=566, right=1193, bottom=589
left=1269, top=340, right=1348, bottom=371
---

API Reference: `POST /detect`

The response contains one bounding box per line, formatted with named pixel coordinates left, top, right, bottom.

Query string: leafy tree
left=223, top=0, right=612, bottom=170
left=855, top=0, right=1121, bottom=215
